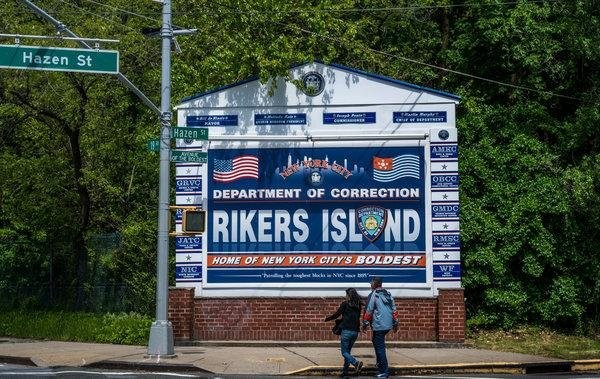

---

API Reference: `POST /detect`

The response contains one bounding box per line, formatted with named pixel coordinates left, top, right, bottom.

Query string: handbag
left=332, top=318, right=342, bottom=335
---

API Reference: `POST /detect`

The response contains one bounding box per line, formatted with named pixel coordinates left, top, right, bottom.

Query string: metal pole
left=19, top=0, right=161, bottom=116
left=147, top=0, right=174, bottom=356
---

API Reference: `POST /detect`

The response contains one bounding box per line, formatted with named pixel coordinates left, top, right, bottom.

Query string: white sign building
left=173, top=62, right=461, bottom=299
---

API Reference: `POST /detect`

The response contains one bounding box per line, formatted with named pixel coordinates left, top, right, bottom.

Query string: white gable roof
left=175, top=62, right=459, bottom=110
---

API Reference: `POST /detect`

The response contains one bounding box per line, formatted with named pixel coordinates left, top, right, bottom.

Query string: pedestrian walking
left=324, top=288, right=364, bottom=377
left=362, top=277, right=398, bottom=378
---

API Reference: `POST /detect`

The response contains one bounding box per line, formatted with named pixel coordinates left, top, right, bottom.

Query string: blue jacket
left=363, top=288, right=397, bottom=331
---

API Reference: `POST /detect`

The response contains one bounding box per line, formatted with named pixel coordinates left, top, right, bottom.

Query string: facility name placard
left=394, top=111, right=447, bottom=123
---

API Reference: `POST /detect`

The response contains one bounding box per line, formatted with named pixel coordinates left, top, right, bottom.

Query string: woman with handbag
left=324, top=288, right=364, bottom=377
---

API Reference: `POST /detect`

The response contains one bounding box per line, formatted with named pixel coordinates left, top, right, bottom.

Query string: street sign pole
left=147, top=0, right=175, bottom=357
left=19, top=0, right=160, bottom=116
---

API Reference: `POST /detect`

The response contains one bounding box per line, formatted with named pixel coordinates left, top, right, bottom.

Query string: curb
left=0, top=355, right=37, bottom=367
left=84, top=360, right=214, bottom=374
left=286, top=361, right=573, bottom=376
left=573, top=359, right=600, bottom=372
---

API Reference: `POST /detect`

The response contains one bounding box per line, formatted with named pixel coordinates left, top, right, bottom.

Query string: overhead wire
left=287, top=23, right=580, bottom=100
left=44, top=0, right=165, bottom=64
left=75, top=0, right=161, bottom=24
left=5, top=0, right=578, bottom=100
left=53, top=0, right=139, bottom=32
left=208, top=0, right=579, bottom=101
left=73, top=0, right=188, bottom=30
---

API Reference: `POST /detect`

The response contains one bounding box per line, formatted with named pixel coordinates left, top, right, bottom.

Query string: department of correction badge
left=308, top=170, right=324, bottom=186
left=356, top=206, right=387, bottom=242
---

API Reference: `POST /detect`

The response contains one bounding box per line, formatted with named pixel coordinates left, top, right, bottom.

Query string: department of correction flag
left=373, top=155, right=420, bottom=182
left=213, top=155, right=259, bottom=183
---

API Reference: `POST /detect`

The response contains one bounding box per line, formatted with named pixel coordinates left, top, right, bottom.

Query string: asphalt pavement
left=0, top=338, right=599, bottom=376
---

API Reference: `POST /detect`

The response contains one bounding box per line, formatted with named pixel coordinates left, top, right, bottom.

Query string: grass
left=467, top=326, right=600, bottom=360
left=0, top=311, right=152, bottom=345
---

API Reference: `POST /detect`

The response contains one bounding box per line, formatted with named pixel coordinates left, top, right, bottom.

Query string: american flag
left=213, top=155, right=259, bottom=183
left=373, top=155, right=420, bottom=182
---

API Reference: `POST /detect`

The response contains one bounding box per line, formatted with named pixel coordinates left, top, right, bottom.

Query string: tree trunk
left=441, top=8, right=450, bottom=52
left=67, top=125, right=91, bottom=310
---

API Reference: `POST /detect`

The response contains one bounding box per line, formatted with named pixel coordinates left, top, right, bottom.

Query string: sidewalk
left=1, top=338, right=598, bottom=376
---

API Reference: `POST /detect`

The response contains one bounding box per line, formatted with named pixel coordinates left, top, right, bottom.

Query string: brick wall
left=437, top=288, right=465, bottom=343
left=168, top=287, right=194, bottom=341
left=396, top=298, right=438, bottom=340
left=169, top=288, right=464, bottom=342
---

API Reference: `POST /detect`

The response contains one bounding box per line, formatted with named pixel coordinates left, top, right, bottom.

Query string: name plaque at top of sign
left=187, top=115, right=238, bottom=127
left=254, top=114, right=306, bottom=125
left=323, top=112, right=376, bottom=124
left=394, top=111, right=447, bottom=123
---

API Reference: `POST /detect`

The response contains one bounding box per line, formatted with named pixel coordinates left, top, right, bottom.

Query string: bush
left=0, top=311, right=152, bottom=345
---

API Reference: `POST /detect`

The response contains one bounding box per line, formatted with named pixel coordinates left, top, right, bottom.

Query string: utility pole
left=147, top=0, right=174, bottom=356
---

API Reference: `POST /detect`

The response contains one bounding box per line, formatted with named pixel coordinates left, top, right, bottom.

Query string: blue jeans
left=340, top=329, right=359, bottom=374
left=372, top=329, right=390, bottom=376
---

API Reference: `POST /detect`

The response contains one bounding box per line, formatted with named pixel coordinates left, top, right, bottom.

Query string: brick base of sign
left=168, top=288, right=465, bottom=342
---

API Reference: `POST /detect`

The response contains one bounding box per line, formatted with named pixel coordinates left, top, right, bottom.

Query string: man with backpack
left=362, top=277, right=398, bottom=379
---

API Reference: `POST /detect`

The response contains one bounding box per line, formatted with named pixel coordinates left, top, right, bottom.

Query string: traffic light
left=182, top=209, right=206, bottom=234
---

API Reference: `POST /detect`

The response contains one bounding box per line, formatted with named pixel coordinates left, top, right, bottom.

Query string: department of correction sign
left=0, top=45, right=119, bottom=74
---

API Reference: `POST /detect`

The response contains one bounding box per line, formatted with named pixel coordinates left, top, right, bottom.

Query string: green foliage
left=96, top=312, right=153, bottom=345
left=468, top=325, right=600, bottom=360
left=0, top=311, right=152, bottom=345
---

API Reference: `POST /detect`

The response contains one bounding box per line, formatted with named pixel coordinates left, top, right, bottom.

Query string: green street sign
left=0, top=44, right=119, bottom=74
left=171, top=126, right=208, bottom=141
left=147, top=138, right=160, bottom=152
left=171, top=150, right=207, bottom=163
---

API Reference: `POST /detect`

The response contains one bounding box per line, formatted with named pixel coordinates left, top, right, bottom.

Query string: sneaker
left=354, top=360, right=363, bottom=374
left=375, top=373, right=389, bottom=378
